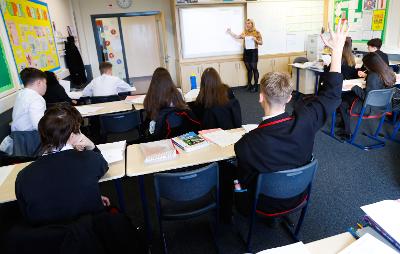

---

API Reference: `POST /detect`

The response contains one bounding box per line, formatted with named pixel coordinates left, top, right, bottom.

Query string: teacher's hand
left=226, top=28, right=231, bottom=33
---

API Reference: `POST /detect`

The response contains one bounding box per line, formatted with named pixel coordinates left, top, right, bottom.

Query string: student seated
left=82, top=62, right=135, bottom=97
left=230, top=23, right=347, bottom=218
left=191, top=67, right=242, bottom=130
left=0, top=68, right=46, bottom=156
left=6, top=104, right=144, bottom=254
left=324, top=37, right=358, bottom=80
left=358, top=38, right=389, bottom=78
left=43, top=71, right=75, bottom=105
left=143, top=67, right=200, bottom=140
left=337, top=52, right=396, bottom=139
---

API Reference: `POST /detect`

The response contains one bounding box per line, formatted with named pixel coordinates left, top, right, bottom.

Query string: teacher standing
left=227, top=19, right=263, bottom=93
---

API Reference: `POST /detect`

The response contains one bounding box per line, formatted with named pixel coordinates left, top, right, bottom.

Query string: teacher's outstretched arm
left=226, top=28, right=243, bottom=39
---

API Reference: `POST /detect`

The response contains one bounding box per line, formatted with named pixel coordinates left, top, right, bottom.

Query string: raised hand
left=320, top=21, right=349, bottom=51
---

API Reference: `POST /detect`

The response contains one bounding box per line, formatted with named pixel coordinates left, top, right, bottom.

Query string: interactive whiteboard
left=179, top=6, right=244, bottom=59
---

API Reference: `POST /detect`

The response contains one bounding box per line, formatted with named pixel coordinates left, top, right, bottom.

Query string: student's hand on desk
left=358, top=71, right=367, bottom=78
left=101, top=196, right=111, bottom=207
left=73, top=133, right=95, bottom=151
left=71, top=100, right=78, bottom=105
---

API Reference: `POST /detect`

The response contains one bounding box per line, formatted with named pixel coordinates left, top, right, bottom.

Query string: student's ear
left=259, top=92, right=265, bottom=104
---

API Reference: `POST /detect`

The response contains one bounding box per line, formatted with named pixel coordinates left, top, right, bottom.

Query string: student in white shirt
left=82, top=62, right=135, bottom=97
left=11, top=68, right=47, bottom=132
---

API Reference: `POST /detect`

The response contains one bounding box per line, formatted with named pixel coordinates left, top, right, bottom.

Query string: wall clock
left=116, top=0, right=132, bottom=9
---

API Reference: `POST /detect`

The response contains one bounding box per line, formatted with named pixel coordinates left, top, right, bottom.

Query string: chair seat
left=256, top=194, right=308, bottom=217
left=161, top=192, right=216, bottom=220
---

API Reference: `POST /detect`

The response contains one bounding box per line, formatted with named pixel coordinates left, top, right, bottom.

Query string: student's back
left=42, top=71, right=72, bottom=105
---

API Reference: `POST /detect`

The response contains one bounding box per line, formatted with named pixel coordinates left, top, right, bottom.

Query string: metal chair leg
left=113, top=179, right=126, bottom=213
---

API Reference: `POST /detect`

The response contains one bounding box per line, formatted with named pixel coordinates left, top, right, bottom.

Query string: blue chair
left=99, top=110, right=141, bottom=144
left=246, top=159, right=318, bottom=253
left=386, top=87, right=400, bottom=142
left=154, top=162, right=220, bottom=254
left=348, top=88, right=395, bottom=150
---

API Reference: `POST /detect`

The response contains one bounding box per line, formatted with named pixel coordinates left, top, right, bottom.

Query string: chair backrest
left=256, top=159, right=318, bottom=199
left=293, top=57, right=309, bottom=64
left=90, top=95, right=121, bottom=104
left=154, top=162, right=219, bottom=202
left=392, top=87, right=400, bottom=111
left=364, top=88, right=395, bottom=108
left=99, top=110, right=141, bottom=134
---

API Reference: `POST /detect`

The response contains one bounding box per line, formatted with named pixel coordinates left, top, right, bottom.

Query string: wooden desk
left=0, top=157, right=125, bottom=204
left=75, top=101, right=134, bottom=117
left=305, top=232, right=356, bottom=254
left=342, top=79, right=366, bottom=92
left=126, top=128, right=245, bottom=177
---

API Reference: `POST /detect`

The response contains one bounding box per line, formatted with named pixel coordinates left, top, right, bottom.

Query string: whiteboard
left=179, top=6, right=244, bottom=59
left=247, top=0, right=324, bottom=54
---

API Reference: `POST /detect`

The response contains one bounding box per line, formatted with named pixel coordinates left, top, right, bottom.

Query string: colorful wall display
left=0, top=0, right=60, bottom=73
left=333, top=0, right=389, bottom=43
left=0, top=38, right=13, bottom=93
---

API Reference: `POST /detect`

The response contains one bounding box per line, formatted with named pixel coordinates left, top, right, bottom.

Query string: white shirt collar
left=43, top=144, right=74, bottom=155
left=262, top=111, right=286, bottom=121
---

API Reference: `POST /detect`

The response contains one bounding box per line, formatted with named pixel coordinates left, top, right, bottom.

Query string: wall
left=70, top=0, right=177, bottom=82
left=0, top=0, right=76, bottom=116
left=328, top=0, right=400, bottom=51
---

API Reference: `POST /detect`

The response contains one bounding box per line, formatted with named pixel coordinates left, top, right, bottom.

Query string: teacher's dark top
left=15, top=148, right=108, bottom=225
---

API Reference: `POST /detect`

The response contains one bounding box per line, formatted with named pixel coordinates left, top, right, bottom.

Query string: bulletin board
left=0, top=0, right=60, bottom=73
left=0, top=38, right=13, bottom=94
left=333, top=0, right=390, bottom=43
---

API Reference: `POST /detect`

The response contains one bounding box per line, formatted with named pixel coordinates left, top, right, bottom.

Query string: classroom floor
left=99, top=87, right=399, bottom=253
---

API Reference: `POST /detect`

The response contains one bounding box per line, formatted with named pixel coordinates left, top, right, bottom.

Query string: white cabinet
left=273, top=57, right=289, bottom=73
left=219, top=61, right=248, bottom=87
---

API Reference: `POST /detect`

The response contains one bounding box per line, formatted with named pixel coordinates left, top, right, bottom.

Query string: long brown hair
left=363, top=52, right=396, bottom=87
left=342, top=37, right=355, bottom=67
left=144, top=67, right=188, bottom=120
left=196, top=68, right=230, bottom=109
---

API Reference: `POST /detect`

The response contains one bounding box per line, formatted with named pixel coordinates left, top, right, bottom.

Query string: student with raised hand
left=10, top=104, right=144, bottom=253
left=43, top=71, right=75, bottom=105
left=11, top=68, right=47, bottom=132
left=82, top=62, right=136, bottom=97
left=358, top=38, right=389, bottom=78
left=143, top=67, right=199, bottom=139
left=337, top=52, right=396, bottom=140
left=230, top=22, right=347, bottom=218
left=191, top=67, right=242, bottom=130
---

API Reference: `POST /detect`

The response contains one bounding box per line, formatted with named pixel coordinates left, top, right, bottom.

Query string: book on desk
left=172, top=132, right=209, bottom=152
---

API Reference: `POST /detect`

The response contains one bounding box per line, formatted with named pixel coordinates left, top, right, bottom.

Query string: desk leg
left=296, top=67, right=300, bottom=100
left=315, top=73, right=320, bottom=95
left=113, top=179, right=126, bottom=213
left=138, top=175, right=152, bottom=245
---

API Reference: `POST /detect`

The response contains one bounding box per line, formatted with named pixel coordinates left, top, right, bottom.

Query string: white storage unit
left=306, top=34, right=325, bottom=61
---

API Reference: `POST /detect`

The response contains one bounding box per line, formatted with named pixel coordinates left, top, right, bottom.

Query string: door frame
left=90, top=11, right=167, bottom=82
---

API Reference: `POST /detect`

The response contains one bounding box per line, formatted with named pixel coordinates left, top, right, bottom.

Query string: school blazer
left=234, top=72, right=343, bottom=210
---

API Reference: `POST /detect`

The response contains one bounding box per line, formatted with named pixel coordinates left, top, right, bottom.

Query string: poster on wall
left=0, top=0, right=60, bottom=73
left=0, top=38, right=13, bottom=94
left=334, top=0, right=389, bottom=43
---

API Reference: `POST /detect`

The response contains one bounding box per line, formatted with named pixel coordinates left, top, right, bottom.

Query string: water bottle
left=190, top=74, right=197, bottom=90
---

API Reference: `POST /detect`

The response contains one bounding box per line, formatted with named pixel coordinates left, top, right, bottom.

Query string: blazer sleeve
left=234, top=135, right=258, bottom=185
left=294, top=72, right=343, bottom=132
left=55, top=85, right=72, bottom=103
left=15, top=171, right=28, bottom=219
left=352, top=72, right=382, bottom=101
left=91, top=146, right=109, bottom=179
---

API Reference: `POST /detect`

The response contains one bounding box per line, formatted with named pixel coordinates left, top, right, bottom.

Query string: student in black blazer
left=42, top=71, right=75, bottom=105
left=358, top=38, right=389, bottom=78
left=230, top=22, right=348, bottom=217
left=338, top=52, right=396, bottom=139
left=191, top=67, right=242, bottom=130
left=9, top=104, right=144, bottom=254
left=143, top=67, right=200, bottom=140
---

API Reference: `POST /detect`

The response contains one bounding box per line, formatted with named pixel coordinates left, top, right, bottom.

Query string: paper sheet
left=257, top=241, right=311, bottom=254
left=59, top=80, right=71, bottom=93
left=362, top=12, right=373, bottom=30
left=0, top=165, right=14, bottom=186
left=75, top=105, right=103, bottom=115
left=201, top=130, right=242, bottom=147
left=245, top=36, right=256, bottom=50
left=342, top=79, right=366, bottom=91
left=67, top=91, right=83, bottom=100
left=97, top=140, right=126, bottom=164
left=242, top=124, right=258, bottom=133
left=125, top=95, right=146, bottom=104
left=361, top=200, right=400, bottom=245
left=338, top=233, right=398, bottom=254
left=184, top=88, right=200, bottom=102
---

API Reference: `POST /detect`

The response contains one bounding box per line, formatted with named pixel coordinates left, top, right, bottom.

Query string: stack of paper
left=201, top=129, right=242, bottom=147
left=361, top=200, right=400, bottom=246
left=125, top=95, right=146, bottom=104
left=184, top=88, right=200, bottom=102
left=0, top=165, right=14, bottom=186
left=97, top=141, right=126, bottom=164
left=67, top=91, right=83, bottom=100
left=242, top=124, right=258, bottom=133
left=338, top=233, right=398, bottom=254
left=140, top=139, right=177, bottom=164
left=342, top=79, right=366, bottom=91
left=75, top=105, right=103, bottom=115
left=257, top=242, right=311, bottom=254
left=59, top=80, right=71, bottom=93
